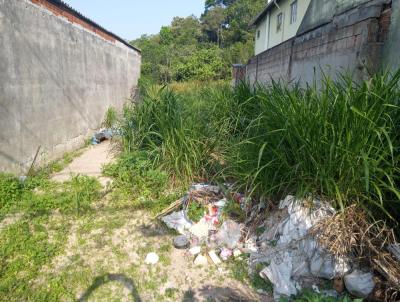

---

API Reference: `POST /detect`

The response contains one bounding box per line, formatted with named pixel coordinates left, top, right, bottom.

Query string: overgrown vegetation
left=131, top=0, right=265, bottom=83
left=119, top=71, right=400, bottom=230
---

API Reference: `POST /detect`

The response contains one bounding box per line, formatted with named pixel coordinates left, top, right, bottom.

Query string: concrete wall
left=383, top=0, right=400, bottom=72
left=243, top=0, right=393, bottom=87
left=298, top=0, right=380, bottom=34
left=0, top=0, right=141, bottom=173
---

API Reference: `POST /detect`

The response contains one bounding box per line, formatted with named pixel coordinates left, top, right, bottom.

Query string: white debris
left=310, top=251, right=350, bottom=279
left=208, top=250, right=222, bottom=265
left=215, top=220, right=242, bottom=249
left=145, top=252, right=159, bottom=265
left=252, top=196, right=349, bottom=299
left=194, top=254, right=208, bottom=266
left=260, top=252, right=298, bottom=299
left=189, top=218, right=212, bottom=241
left=233, top=248, right=242, bottom=258
left=161, top=211, right=192, bottom=234
left=344, top=270, right=375, bottom=298
left=189, top=246, right=201, bottom=255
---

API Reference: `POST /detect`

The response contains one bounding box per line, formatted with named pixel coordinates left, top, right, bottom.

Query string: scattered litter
left=216, top=220, right=242, bottom=249
left=161, top=211, right=192, bottom=234
left=189, top=246, right=201, bottom=256
left=145, top=252, right=159, bottom=265
left=189, top=218, right=213, bottom=241
left=344, top=270, right=375, bottom=298
left=220, top=248, right=233, bottom=261
left=233, top=248, right=242, bottom=258
left=194, top=254, right=208, bottom=266
left=173, top=235, right=190, bottom=249
left=208, top=250, right=222, bottom=265
left=18, top=175, right=27, bottom=184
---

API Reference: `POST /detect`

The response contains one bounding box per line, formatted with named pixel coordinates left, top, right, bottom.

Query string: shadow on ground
left=77, top=273, right=142, bottom=302
left=182, top=286, right=259, bottom=302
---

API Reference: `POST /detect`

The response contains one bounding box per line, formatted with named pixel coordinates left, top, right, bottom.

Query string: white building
left=252, top=0, right=312, bottom=55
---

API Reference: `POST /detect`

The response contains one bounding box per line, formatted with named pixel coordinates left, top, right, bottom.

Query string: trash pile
left=158, top=184, right=247, bottom=266
left=158, top=185, right=399, bottom=301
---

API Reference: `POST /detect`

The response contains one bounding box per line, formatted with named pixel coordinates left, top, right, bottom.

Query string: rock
left=208, top=250, right=222, bottom=265
left=189, top=246, right=201, bottom=255
left=145, top=252, right=159, bottom=265
left=173, top=235, right=190, bottom=249
left=344, top=270, right=375, bottom=298
left=194, top=254, right=208, bottom=266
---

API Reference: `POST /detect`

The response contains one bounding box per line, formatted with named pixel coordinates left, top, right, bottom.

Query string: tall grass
left=120, top=71, right=400, bottom=224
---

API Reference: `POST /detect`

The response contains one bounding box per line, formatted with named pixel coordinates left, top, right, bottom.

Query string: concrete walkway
left=52, top=140, right=115, bottom=187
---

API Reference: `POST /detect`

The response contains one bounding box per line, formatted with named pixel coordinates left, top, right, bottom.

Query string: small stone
left=208, top=250, right=222, bottom=265
left=145, top=252, right=159, bottom=265
left=189, top=246, right=201, bottom=255
left=194, top=254, right=208, bottom=266
left=173, top=235, right=190, bottom=249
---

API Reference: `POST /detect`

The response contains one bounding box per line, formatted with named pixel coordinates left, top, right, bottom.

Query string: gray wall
left=0, top=0, right=141, bottom=173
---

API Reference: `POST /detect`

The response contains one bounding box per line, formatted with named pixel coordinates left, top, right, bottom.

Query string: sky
left=63, top=1, right=205, bottom=41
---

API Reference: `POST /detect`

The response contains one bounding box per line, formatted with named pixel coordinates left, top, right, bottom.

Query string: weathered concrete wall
left=0, top=0, right=141, bottom=173
left=297, top=0, right=387, bottom=34
left=383, top=0, right=400, bottom=72
left=244, top=0, right=393, bottom=87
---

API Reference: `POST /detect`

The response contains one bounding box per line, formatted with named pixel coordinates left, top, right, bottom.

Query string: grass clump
left=103, top=106, right=118, bottom=128
left=102, top=151, right=180, bottom=214
left=281, top=290, right=362, bottom=302
left=119, top=70, right=400, bottom=228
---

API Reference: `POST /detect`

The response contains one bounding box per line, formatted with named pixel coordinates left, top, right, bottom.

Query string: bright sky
left=63, top=1, right=205, bottom=41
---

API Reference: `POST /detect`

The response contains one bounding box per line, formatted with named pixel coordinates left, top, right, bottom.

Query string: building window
left=277, top=13, right=283, bottom=32
left=290, top=1, right=298, bottom=24
left=257, top=30, right=261, bottom=39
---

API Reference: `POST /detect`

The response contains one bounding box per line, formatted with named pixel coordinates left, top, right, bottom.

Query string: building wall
left=243, top=0, right=393, bottom=87
left=255, top=0, right=311, bottom=54
left=255, top=15, right=269, bottom=55
left=0, top=0, right=141, bottom=173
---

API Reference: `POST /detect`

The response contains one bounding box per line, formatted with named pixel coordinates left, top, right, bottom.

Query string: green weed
left=119, top=70, right=400, bottom=229
left=103, top=106, right=118, bottom=128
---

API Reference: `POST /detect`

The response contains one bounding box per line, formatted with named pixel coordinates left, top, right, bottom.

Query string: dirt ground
left=36, top=141, right=269, bottom=301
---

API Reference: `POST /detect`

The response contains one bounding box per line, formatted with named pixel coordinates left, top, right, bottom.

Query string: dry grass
left=311, top=206, right=400, bottom=301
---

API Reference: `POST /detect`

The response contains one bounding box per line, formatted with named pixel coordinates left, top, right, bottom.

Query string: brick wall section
left=30, top=0, right=116, bottom=43
left=241, top=0, right=393, bottom=86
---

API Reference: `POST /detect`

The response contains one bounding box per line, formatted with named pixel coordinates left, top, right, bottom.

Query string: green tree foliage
left=131, top=0, right=266, bottom=84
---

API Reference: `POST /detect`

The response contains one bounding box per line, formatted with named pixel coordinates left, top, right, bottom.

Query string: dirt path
left=51, top=140, right=115, bottom=187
